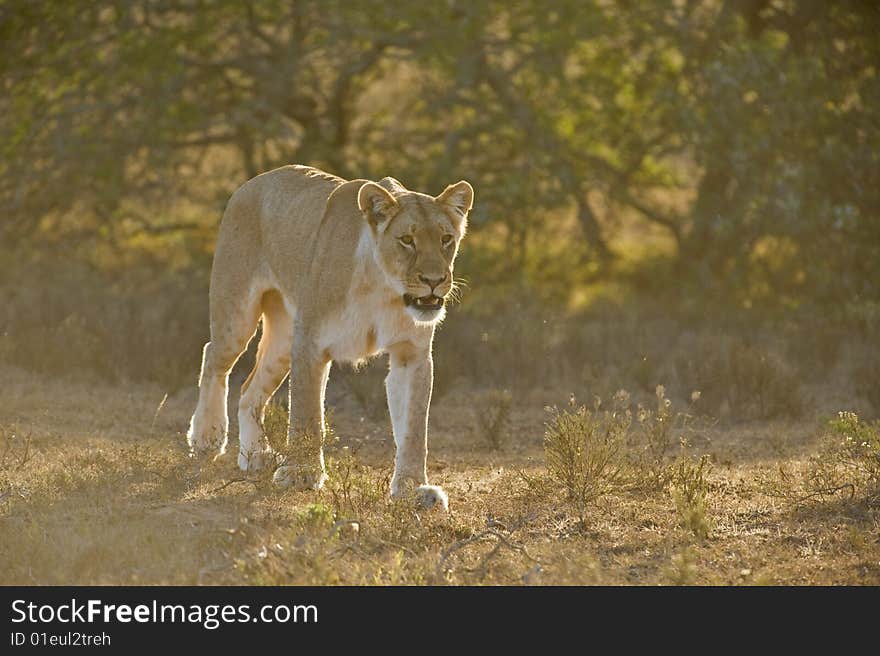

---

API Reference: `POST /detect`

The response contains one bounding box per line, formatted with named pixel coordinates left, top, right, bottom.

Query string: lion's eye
left=442, top=234, right=454, bottom=247
left=399, top=235, right=414, bottom=247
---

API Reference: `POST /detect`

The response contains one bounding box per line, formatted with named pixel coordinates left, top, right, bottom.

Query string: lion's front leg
left=386, top=344, right=448, bottom=511
left=272, top=338, right=330, bottom=491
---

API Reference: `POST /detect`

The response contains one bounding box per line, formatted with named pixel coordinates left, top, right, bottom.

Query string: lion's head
left=358, top=177, right=473, bottom=323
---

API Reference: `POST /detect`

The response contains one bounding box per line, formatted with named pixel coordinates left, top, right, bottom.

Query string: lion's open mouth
left=403, top=293, right=444, bottom=311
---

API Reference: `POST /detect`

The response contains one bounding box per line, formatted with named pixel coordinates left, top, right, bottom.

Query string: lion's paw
left=272, top=463, right=328, bottom=491
left=187, top=423, right=226, bottom=458
left=415, top=484, right=449, bottom=512
left=392, top=479, right=448, bottom=511
left=238, top=447, right=278, bottom=473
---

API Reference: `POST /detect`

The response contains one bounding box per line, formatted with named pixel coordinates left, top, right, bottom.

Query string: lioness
left=187, top=165, right=473, bottom=509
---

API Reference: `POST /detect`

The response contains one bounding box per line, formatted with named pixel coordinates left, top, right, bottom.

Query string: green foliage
left=0, top=425, right=33, bottom=475
left=296, top=503, right=335, bottom=529
left=1, top=1, right=878, bottom=311
left=633, top=385, right=697, bottom=490
left=670, top=454, right=713, bottom=540
left=261, top=401, right=289, bottom=453
left=324, top=447, right=387, bottom=519
left=543, top=395, right=630, bottom=520
left=665, top=547, right=699, bottom=586
left=806, top=412, right=880, bottom=506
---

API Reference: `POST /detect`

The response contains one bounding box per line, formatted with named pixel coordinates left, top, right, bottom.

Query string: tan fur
left=187, top=165, right=473, bottom=506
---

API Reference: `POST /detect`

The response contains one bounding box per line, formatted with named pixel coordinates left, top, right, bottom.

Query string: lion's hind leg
left=187, top=288, right=261, bottom=459
left=237, top=289, right=293, bottom=472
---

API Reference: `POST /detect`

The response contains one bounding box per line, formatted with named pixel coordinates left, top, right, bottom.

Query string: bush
left=632, top=385, right=699, bottom=490
left=0, top=426, right=33, bottom=474
left=261, top=401, right=289, bottom=453
left=675, top=335, right=802, bottom=420
left=669, top=453, right=713, bottom=540
left=0, top=259, right=208, bottom=391
left=324, top=447, right=387, bottom=519
left=473, top=389, right=513, bottom=450
left=665, top=546, right=699, bottom=585
left=543, top=394, right=630, bottom=522
left=805, top=412, right=880, bottom=506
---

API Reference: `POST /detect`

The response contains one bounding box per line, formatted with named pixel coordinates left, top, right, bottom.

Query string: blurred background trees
left=1, top=0, right=878, bottom=391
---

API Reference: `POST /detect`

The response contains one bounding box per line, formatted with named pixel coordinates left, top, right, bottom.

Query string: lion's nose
left=418, top=274, right=447, bottom=290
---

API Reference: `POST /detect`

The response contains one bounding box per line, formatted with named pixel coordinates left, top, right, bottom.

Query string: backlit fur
left=186, top=165, right=473, bottom=508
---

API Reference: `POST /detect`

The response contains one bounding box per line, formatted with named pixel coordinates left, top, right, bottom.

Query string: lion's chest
left=317, top=290, right=412, bottom=365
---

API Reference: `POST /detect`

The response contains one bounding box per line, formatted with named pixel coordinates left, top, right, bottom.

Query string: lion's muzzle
left=403, top=293, right=445, bottom=311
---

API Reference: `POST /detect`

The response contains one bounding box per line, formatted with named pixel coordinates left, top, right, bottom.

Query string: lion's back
left=228, top=165, right=343, bottom=234
left=210, top=165, right=361, bottom=313
left=213, top=165, right=343, bottom=270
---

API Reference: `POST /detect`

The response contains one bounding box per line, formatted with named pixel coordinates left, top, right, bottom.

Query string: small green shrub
left=670, top=453, right=713, bottom=539
left=543, top=394, right=630, bottom=521
left=261, top=400, right=288, bottom=452
left=665, top=546, right=699, bottom=585
left=263, top=401, right=337, bottom=466
left=324, top=447, right=387, bottom=519
left=0, top=426, right=33, bottom=474
left=296, top=502, right=335, bottom=529
left=805, top=411, right=880, bottom=505
left=474, top=389, right=513, bottom=450
left=634, top=385, right=674, bottom=488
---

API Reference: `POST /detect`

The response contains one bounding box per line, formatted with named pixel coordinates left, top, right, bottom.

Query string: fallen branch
left=436, top=520, right=541, bottom=582
left=211, top=477, right=260, bottom=494
left=791, top=483, right=856, bottom=506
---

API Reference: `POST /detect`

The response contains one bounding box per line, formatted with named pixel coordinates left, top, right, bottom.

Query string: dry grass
left=0, top=364, right=878, bottom=586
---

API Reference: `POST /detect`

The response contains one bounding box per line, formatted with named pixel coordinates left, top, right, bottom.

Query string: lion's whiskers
left=447, top=276, right=469, bottom=305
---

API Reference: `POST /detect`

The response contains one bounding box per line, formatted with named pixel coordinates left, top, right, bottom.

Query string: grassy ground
left=0, top=363, right=877, bottom=585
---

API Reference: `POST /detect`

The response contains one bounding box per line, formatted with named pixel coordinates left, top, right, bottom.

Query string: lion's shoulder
left=253, top=165, right=345, bottom=195
left=288, top=165, right=347, bottom=185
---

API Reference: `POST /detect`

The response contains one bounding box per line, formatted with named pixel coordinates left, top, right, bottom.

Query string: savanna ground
left=1, top=318, right=878, bottom=585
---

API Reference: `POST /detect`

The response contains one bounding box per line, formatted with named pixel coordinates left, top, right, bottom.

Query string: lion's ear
left=358, top=182, right=400, bottom=229
left=435, top=180, right=474, bottom=226
left=378, top=176, right=407, bottom=194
